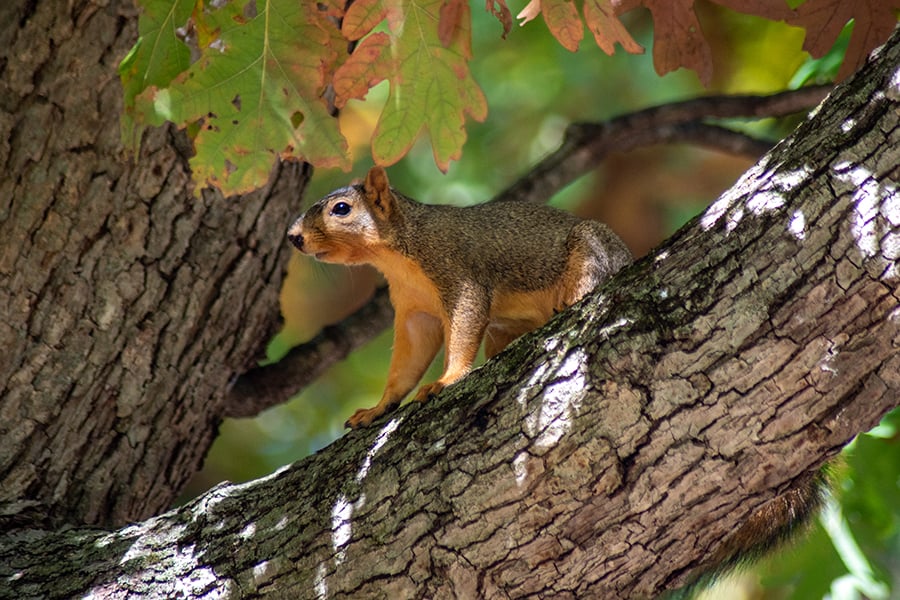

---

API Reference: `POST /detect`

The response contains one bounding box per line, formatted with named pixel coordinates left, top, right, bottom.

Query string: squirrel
left=287, top=166, right=632, bottom=429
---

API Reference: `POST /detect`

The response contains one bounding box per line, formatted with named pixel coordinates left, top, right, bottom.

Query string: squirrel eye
left=331, top=201, right=351, bottom=216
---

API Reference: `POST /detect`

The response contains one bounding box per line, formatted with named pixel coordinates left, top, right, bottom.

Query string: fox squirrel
left=288, top=166, right=632, bottom=429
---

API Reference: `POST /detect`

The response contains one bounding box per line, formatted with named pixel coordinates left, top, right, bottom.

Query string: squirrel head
left=287, top=166, right=402, bottom=265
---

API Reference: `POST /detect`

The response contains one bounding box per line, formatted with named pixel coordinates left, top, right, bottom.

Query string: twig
left=226, top=286, right=393, bottom=418
left=225, top=84, right=833, bottom=418
left=497, top=84, right=832, bottom=203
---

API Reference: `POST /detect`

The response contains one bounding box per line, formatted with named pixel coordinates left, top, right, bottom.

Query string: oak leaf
left=336, top=0, right=487, bottom=172
left=584, top=0, right=643, bottom=55
left=541, top=0, right=584, bottom=52
left=787, top=0, right=900, bottom=80
left=485, top=0, right=513, bottom=37
left=118, top=0, right=195, bottom=149
left=126, top=0, right=350, bottom=196
left=643, top=0, right=713, bottom=85
left=439, top=0, right=469, bottom=49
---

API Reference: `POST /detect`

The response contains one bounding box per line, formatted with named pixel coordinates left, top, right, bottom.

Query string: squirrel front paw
left=345, top=402, right=398, bottom=429
left=413, top=381, right=445, bottom=403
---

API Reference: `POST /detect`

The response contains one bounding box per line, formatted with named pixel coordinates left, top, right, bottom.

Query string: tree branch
left=226, top=286, right=393, bottom=418
left=227, top=85, right=832, bottom=417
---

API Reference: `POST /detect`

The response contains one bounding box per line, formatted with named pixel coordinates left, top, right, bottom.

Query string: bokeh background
left=184, top=5, right=899, bottom=599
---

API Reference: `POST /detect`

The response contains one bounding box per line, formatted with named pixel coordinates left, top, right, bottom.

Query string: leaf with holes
left=133, top=0, right=350, bottom=196
left=118, top=0, right=195, bottom=149
left=485, top=0, right=513, bottom=37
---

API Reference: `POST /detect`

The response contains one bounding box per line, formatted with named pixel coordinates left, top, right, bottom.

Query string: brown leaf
left=541, top=0, right=584, bottom=52
left=644, top=0, right=713, bottom=86
left=332, top=32, right=392, bottom=109
left=439, top=0, right=468, bottom=50
left=485, top=0, right=513, bottom=38
left=711, top=0, right=794, bottom=22
left=584, top=0, right=643, bottom=55
left=788, top=0, right=900, bottom=80
left=316, top=0, right=346, bottom=18
left=612, top=0, right=641, bottom=12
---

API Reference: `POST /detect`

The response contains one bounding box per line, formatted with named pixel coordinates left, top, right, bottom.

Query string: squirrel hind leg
left=559, top=221, right=633, bottom=307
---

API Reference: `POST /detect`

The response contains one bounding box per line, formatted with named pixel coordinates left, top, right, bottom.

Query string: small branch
left=227, top=85, right=832, bottom=418
left=631, top=121, right=773, bottom=159
left=225, top=287, right=393, bottom=418
left=497, top=84, right=832, bottom=203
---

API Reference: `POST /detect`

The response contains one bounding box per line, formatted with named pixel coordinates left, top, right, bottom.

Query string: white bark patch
left=238, top=522, right=256, bottom=540
left=596, top=317, right=632, bottom=338
left=888, top=64, right=900, bottom=101
left=172, top=558, right=221, bottom=598
left=817, top=339, right=841, bottom=376
left=836, top=164, right=900, bottom=280
left=252, top=560, right=270, bottom=581
left=513, top=451, right=528, bottom=487
left=848, top=167, right=880, bottom=257
left=701, top=191, right=737, bottom=230
left=331, top=495, right=353, bottom=565
left=356, top=417, right=401, bottom=483
left=701, top=165, right=810, bottom=231
left=525, top=349, right=588, bottom=450
left=329, top=417, right=401, bottom=568
left=105, top=517, right=232, bottom=598
left=314, top=562, right=328, bottom=599
left=775, top=165, right=813, bottom=192
left=726, top=206, right=744, bottom=233
left=789, top=209, right=807, bottom=240
left=746, top=190, right=784, bottom=215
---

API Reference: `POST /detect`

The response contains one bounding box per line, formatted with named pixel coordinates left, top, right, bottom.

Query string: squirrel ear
left=364, top=166, right=394, bottom=217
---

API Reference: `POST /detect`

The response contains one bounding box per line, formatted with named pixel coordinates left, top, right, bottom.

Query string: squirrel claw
left=345, top=401, right=400, bottom=429
left=414, top=382, right=445, bottom=403
left=345, top=407, right=382, bottom=429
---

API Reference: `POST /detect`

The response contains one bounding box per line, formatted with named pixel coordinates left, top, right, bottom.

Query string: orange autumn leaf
left=643, top=0, right=713, bottom=85
left=542, top=0, right=584, bottom=52
left=439, top=0, right=470, bottom=51
left=584, top=0, right=643, bottom=55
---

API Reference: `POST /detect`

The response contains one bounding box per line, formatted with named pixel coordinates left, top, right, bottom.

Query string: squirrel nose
left=287, top=231, right=304, bottom=251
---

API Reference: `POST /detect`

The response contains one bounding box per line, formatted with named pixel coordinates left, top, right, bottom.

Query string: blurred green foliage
left=187, top=6, right=900, bottom=600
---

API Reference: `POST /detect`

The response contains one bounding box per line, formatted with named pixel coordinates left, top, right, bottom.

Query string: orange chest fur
left=371, top=246, right=562, bottom=330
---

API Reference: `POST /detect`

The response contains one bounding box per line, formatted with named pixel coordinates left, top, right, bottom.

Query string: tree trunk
left=0, top=0, right=307, bottom=528
left=2, top=19, right=898, bottom=600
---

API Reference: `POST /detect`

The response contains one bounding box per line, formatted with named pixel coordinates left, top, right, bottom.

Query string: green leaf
left=336, top=0, right=487, bottom=172
left=134, top=0, right=350, bottom=196
left=119, top=0, right=195, bottom=149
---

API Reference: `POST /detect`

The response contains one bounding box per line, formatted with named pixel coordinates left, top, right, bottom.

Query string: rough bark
left=0, top=0, right=308, bottom=527
left=2, top=25, right=898, bottom=600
